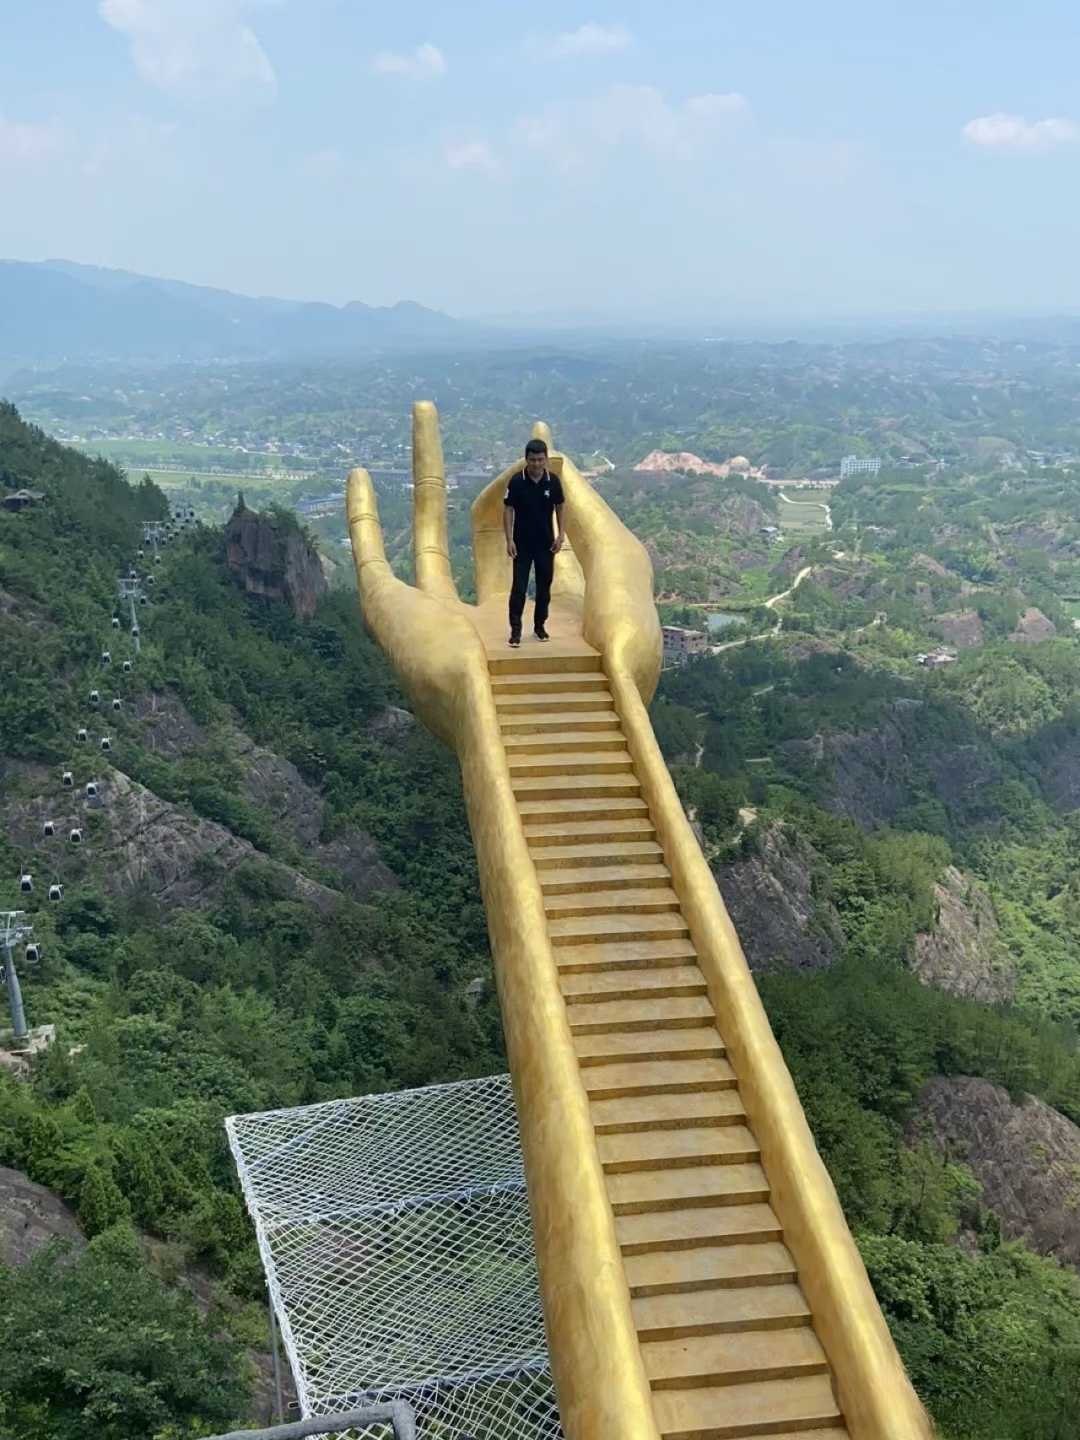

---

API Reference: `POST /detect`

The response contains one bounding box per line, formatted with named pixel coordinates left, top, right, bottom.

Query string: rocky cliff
left=0, top=1166, right=84, bottom=1267
left=911, top=866, right=1013, bottom=1003
left=2, top=689, right=397, bottom=915
left=224, top=499, right=327, bottom=618
left=917, top=1076, right=1080, bottom=1268
left=783, top=698, right=1002, bottom=832
left=714, top=821, right=844, bottom=973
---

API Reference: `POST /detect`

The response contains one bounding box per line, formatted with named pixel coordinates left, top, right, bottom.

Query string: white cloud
left=99, top=0, right=278, bottom=101
left=517, top=84, right=746, bottom=172
left=0, top=114, right=69, bottom=168
left=533, top=22, right=633, bottom=59
left=962, top=113, right=1077, bottom=153
left=374, top=43, right=447, bottom=83
left=444, top=140, right=503, bottom=180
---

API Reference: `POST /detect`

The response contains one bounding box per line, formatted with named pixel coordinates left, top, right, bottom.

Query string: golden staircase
left=492, top=642, right=847, bottom=1440
left=346, top=402, right=933, bottom=1440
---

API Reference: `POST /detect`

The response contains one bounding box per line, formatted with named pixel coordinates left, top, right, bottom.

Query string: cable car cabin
left=85, top=782, right=98, bottom=798
left=42, top=821, right=55, bottom=837
left=76, top=728, right=88, bottom=743
left=139, top=595, right=148, bottom=606
left=70, top=828, right=82, bottom=845
left=129, top=568, right=137, bottom=578
left=89, top=690, right=100, bottom=705
left=122, top=661, right=132, bottom=673
left=20, top=873, right=32, bottom=893
left=101, top=650, right=111, bottom=664
left=146, top=574, right=155, bottom=586
left=112, top=698, right=122, bottom=712
left=62, top=771, right=73, bottom=787
left=131, top=624, right=140, bottom=637
left=48, top=884, right=62, bottom=902
left=24, top=944, right=41, bottom=963
left=112, top=616, right=121, bottom=628
left=100, top=737, right=112, bottom=752
left=137, top=549, right=144, bottom=559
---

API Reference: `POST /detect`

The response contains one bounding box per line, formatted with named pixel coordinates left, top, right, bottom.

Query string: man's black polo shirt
left=503, top=469, right=565, bottom=553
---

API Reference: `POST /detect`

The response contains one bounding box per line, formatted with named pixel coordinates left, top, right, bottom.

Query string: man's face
left=526, top=450, right=547, bottom=480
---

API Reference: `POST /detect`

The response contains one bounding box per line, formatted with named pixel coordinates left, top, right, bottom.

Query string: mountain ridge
left=0, top=258, right=468, bottom=364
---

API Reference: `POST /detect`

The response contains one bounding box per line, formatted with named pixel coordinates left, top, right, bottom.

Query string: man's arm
left=552, top=503, right=565, bottom=554
left=504, top=500, right=517, bottom=557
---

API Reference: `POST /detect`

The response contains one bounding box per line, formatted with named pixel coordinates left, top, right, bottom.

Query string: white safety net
left=226, top=1073, right=562, bottom=1440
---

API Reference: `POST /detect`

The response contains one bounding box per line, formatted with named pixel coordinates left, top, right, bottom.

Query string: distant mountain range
left=0, top=259, right=468, bottom=363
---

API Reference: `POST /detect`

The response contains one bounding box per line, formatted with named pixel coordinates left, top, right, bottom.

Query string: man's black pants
left=509, top=547, right=554, bottom=633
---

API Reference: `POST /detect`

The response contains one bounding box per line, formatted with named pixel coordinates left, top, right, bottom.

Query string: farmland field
left=778, top=489, right=831, bottom=533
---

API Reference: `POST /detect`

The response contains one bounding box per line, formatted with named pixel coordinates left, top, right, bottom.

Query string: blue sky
left=1, top=0, right=1079, bottom=320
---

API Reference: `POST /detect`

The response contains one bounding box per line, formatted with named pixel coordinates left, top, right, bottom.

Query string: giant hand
left=346, top=402, right=662, bottom=740
left=346, top=403, right=930, bottom=1440
left=346, top=401, right=665, bottom=1440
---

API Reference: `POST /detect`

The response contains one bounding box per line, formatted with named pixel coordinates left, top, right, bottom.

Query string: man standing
left=503, top=437, right=565, bottom=647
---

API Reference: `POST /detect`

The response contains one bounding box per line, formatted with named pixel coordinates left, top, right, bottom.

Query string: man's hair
left=525, top=438, right=549, bottom=458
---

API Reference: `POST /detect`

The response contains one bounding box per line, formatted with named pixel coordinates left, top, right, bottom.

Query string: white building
left=840, top=455, right=882, bottom=478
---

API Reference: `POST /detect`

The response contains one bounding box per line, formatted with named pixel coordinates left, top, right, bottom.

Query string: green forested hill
left=0, top=404, right=503, bottom=1437
left=2, top=402, right=1080, bottom=1437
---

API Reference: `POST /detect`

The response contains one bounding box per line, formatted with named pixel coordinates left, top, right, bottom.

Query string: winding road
left=710, top=565, right=814, bottom=653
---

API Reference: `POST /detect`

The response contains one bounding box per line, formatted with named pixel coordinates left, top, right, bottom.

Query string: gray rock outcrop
left=917, top=1077, right=1080, bottom=1267
left=912, top=866, right=1013, bottom=1003
left=0, top=1166, right=84, bottom=1266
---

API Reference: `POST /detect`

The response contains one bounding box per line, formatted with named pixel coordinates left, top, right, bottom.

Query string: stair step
left=532, top=840, right=665, bottom=868
left=489, top=653, right=601, bottom=676
left=607, top=1162, right=770, bottom=1214
left=541, top=864, right=672, bottom=896
left=579, top=1056, right=734, bottom=1093
left=503, top=729, right=628, bottom=754
left=625, top=1242, right=797, bottom=1298
left=514, top=773, right=641, bottom=801
left=591, top=1090, right=746, bottom=1136
left=517, top=796, right=649, bottom=823
left=633, top=1284, right=811, bottom=1343
left=560, top=965, right=705, bottom=1005
left=524, top=817, right=657, bottom=847
left=549, top=911, right=690, bottom=946
left=492, top=669, right=611, bottom=694
left=508, top=751, right=634, bottom=777
left=617, top=1204, right=782, bottom=1256
left=498, top=702, right=618, bottom=724
left=599, top=1125, right=759, bottom=1174
left=545, top=887, right=681, bottom=918
left=651, top=1375, right=843, bottom=1439
left=556, top=936, right=698, bottom=973
left=643, top=1327, right=827, bottom=1391
left=566, top=995, right=715, bottom=1035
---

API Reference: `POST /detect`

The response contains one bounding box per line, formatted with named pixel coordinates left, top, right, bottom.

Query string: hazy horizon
left=4, top=2, right=1080, bottom=321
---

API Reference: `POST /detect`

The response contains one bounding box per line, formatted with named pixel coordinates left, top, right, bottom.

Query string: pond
left=706, top=612, right=748, bottom=632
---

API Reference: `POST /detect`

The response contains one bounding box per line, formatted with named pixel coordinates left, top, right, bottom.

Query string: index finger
left=412, top=401, right=459, bottom=604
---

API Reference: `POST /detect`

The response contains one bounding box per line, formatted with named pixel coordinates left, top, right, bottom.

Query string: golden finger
left=471, top=462, right=517, bottom=604
left=346, top=466, right=392, bottom=599
left=411, top=400, right=459, bottom=604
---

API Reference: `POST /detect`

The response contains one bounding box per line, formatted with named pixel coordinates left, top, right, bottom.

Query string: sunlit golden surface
left=346, top=403, right=933, bottom=1440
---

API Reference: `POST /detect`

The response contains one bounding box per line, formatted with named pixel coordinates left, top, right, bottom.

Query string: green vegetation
left=0, top=404, right=502, bottom=1433
left=5, top=359, right=1080, bottom=1438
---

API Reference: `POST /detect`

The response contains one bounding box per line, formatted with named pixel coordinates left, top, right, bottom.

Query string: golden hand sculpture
left=347, top=402, right=932, bottom=1440
left=347, top=402, right=666, bottom=1440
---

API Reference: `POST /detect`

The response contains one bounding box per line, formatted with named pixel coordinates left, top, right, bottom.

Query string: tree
left=0, top=1243, right=247, bottom=1439
left=78, top=1164, right=130, bottom=1237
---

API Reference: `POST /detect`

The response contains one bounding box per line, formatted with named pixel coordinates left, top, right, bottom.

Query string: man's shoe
left=534, top=624, right=549, bottom=642
left=509, top=630, right=521, bottom=648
